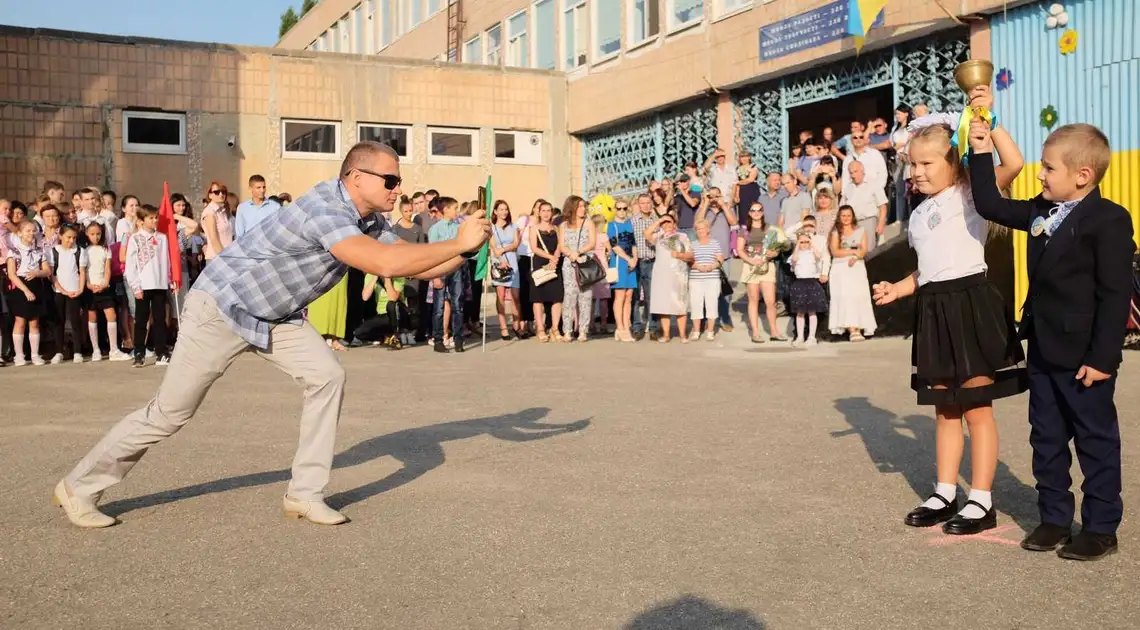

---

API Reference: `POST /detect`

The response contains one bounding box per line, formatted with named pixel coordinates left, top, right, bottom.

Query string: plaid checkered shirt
left=193, top=178, right=398, bottom=349
left=630, top=214, right=655, bottom=261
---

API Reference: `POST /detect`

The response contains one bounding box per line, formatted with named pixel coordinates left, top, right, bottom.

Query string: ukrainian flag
left=846, top=0, right=888, bottom=51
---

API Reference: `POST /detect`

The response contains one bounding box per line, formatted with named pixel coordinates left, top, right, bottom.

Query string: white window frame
left=592, top=0, right=621, bottom=63
left=352, top=5, right=364, bottom=53
left=122, top=111, right=187, bottom=155
left=427, top=126, right=479, bottom=165
left=340, top=15, right=352, bottom=51
left=506, top=10, right=529, bottom=67
left=463, top=34, right=482, bottom=63
left=493, top=130, right=544, bottom=165
left=563, top=0, right=588, bottom=70
left=530, top=0, right=556, bottom=70
left=666, top=0, right=703, bottom=32
left=713, top=0, right=750, bottom=19
left=485, top=23, right=503, bottom=66
left=357, top=123, right=413, bottom=161
left=627, top=0, right=660, bottom=48
left=365, top=0, right=375, bottom=53
left=281, top=119, right=342, bottom=160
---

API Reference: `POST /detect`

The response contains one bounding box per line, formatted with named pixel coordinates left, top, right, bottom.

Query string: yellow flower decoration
left=588, top=193, right=616, bottom=223
left=1059, top=29, right=1078, bottom=55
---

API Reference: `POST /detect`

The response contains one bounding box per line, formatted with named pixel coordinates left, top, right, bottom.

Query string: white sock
left=921, top=482, right=958, bottom=509
left=795, top=314, right=805, bottom=342
left=13, top=334, right=24, bottom=360
left=88, top=323, right=100, bottom=354
left=808, top=313, right=818, bottom=339
left=959, top=489, right=992, bottom=519
left=29, top=332, right=40, bottom=359
left=108, top=322, right=118, bottom=352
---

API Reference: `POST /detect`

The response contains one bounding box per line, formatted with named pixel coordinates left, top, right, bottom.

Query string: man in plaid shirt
left=55, top=142, right=491, bottom=529
left=629, top=193, right=658, bottom=340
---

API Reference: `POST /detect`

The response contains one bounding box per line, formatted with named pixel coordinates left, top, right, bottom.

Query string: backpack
left=51, top=246, right=81, bottom=277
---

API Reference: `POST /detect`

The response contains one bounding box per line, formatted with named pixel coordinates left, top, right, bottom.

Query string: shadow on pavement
left=831, top=396, right=1038, bottom=533
left=100, top=407, right=589, bottom=517
left=624, top=595, right=765, bottom=629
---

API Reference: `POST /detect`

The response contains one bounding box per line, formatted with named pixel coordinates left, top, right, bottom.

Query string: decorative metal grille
left=896, top=36, right=970, bottom=113
left=782, top=54, right=894, bottom=108
left=582, top=114, right=659, bottom=198
left=660, top=97, right=719, bottom=178
left=732, top=82, right=784, bottom=175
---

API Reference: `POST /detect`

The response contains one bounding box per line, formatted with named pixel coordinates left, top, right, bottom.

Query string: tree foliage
left=279, top=7, right=300, bottom=38
left=301, top=0, right=318, bottom=16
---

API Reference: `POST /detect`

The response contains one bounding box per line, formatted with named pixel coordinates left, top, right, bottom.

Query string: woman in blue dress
left=607, top=200, right=639, bottom=342
left=490, top=200, right=525, bottom=340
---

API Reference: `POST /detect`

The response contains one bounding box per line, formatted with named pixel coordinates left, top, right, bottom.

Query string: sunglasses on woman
left=210, top=189, right=225, bottom=195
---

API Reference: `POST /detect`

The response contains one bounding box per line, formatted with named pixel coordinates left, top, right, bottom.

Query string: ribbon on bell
left=953, top=106, right=998, bottom=165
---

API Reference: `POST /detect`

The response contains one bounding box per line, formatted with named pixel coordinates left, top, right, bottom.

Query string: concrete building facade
left=0, top=26, right=570, bottom=207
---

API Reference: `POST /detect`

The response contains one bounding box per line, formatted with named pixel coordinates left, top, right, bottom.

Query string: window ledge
left=282, top=153, right=342, bottom=161
left=712, top=4, right=753, bottom=24
left=592, top=51, right=620, bottom=67
left=666, top=19, right=703, bottom=37
left=625, top=36, right=658, bottom=54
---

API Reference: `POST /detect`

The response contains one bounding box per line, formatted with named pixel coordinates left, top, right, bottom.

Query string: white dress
left=649, top=231, right=690, bottom=316
left=828, top=227, right=878, bottom=335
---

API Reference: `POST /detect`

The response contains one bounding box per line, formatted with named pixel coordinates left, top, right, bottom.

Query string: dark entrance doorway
left=787, top=85, right=895, bottom=149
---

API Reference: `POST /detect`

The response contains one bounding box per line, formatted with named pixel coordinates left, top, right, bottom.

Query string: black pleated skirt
left=911, top=272, right=1027, bottom=407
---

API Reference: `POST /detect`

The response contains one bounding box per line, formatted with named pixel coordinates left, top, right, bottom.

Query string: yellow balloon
left=588, top=193, right=616, bottom=223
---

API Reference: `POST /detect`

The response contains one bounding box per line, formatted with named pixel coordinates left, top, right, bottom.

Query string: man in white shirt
left=841, top=131, right=888, bottom=196
left=703, top=148, right=737, bottom=202
left=840, top=161, right=888, bottom=253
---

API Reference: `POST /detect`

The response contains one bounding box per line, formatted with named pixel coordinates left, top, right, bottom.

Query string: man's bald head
left=340, top=141, right=399, bottom=178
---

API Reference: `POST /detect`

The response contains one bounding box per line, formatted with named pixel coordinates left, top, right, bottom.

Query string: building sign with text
left=758, top=1, right=885, bottom=61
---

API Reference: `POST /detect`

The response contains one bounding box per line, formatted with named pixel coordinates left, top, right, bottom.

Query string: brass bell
left=954, top=59, right=995, bottom=92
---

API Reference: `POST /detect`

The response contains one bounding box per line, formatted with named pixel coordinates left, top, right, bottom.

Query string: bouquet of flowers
left=744, top=227, right=789, bottom=274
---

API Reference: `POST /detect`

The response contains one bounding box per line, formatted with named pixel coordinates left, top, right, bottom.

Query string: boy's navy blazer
left=968, top=151, right=1135, bottom=374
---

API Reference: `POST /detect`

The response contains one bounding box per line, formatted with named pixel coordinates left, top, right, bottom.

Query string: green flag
left=474, top=176, right=493, bottom=281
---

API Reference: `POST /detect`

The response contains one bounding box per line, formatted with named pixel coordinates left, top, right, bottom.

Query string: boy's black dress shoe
left=1057, top=531, right=1118, bottom=561
left=1021, top=523, right=1072, bottom=551
left=454, top=342, right=466, bottom=353
left=905, top=493, right=958, bottom=527
left=433, top=342, right=448, bottom=353
left=942, top=500, right=997, bottom=535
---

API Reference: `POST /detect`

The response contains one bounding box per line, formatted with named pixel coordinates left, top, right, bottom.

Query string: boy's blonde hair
left=1044, top=123, right=1111, bottom=185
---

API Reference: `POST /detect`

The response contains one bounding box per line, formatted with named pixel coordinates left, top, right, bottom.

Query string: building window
left=340, top=16, right=352, bottom=51
left=429, top=0, right=442, bottom=15
left=380, top=0, right=392, bottom=47
left=282, top=120, right=341, bottom=159
left=122, top=111, right=186, bottom=155
left=365, top=0, right=375, bottom=53
left=463, top=35, right=481, bottom=63
left=486, top=24, right=502, bottom=65
left=448, top=46, right=458, bottom=62
left=629, top=0, right=660, bottom=44
left=668, top=0, right=703, bottom=30
left=533, top=0, right=556, bottom=69
left=412, top=0, right=423, bottom=27
left=715, top=0, right=748, bottom=16
left=428, top=127, right=479, bottom=164
left=594, top=0, right=621, bottom=59
left=494, top=130, right=543, bottom=165
left=353, top=5, right=364, bottom=53
left=358, top=123, right=411, bottom=160
left=563, top=0, right=588, bottom=69
left=507, top=10, right=529, bottom=67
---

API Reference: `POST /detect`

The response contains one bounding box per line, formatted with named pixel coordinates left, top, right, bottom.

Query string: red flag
left=156, top=181, right=183, bottom=289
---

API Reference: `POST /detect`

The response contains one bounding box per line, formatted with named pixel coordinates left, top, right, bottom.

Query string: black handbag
left=571, top=222, right=604, bottom=289
left=719, top=268, right=733, bottom=297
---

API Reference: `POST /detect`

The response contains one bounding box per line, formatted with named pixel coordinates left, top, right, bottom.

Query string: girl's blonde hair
left=907, top=123, right=969, bottom=187
left=590, top=213, right=606, bottom=228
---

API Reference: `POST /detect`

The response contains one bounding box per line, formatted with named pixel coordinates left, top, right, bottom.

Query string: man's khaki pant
left=67, top=289, right=346, bottom=502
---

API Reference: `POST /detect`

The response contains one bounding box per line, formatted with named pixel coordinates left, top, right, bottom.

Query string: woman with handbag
left=646, top=214, right=691, bottom=343
left=558, top=196, right=597, bottom=343
left=490, top=200, right=525, bottom=341
left=607, top=200, right=638, bottom=342
left=528, top=201, right=563, bottom=342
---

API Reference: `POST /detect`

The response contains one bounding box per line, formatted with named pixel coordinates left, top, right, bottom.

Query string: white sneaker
left=13, top=356, right=27, bottom=367
left=73, top=354, right=84, bottom=364
left=282, top=494, right=348, bottom=525
left=688, top=331, right=701, bottom=341
left=706, top=331, right=716, bottom=341
left=50, top=353, right=64, bottom=365
left=806, top=338, right=818, bottom=347
left=155, top=354, right=170, bottom=367
left=109, top=350, right=131, bottom=362
left=444, top=337, right=455, bottom=349
left=31, top=355, right=46, bottom=366
left=91, top=351, right=104, bottom=362
left=52, top=480, right=116, bottom=529
left=145, top=349, right=155, bottom=359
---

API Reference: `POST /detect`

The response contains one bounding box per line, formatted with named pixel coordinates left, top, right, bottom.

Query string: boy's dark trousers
left=134, top=289, right=168, bottom=357
left=432, top=272, right=464, bottom=344
left=1027, top=345, right=1122, bottom=535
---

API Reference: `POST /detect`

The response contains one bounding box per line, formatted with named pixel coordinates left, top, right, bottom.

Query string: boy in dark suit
left=969, top=122, right=1136, bottom=560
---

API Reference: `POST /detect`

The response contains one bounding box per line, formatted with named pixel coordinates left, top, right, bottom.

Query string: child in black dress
left=6, top=221, right=51, bottom=366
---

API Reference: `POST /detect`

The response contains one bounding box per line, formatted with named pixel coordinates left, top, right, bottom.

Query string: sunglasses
left=210, top=189, right=225, bottom=195
left=749, top=208, right=763, bottom=213
left=354, top=168, right=402, bottom=190
left=615, top=206, right=629, bottom=211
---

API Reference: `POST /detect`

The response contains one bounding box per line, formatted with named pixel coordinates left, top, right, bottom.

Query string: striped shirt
left=193, top=178, right=399, bottom=349
left=689, top=238, right=722, bottom=280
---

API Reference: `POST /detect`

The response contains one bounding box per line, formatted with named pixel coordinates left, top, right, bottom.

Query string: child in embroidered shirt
left=872, top=111, right=1026, bottom=537
left=125, top=205, right=172, bottom=368
left=6, top=221, right=51, bottom=366
left=83, top=222, right=129, bottom=361
left=50, top=225, right=87, bottom=364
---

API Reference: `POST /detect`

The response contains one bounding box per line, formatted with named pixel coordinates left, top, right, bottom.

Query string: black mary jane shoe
left=1057, top=530, right=1118, bottom=561
left=1020, top=523, right=1072, bottom=552
left=942, top=500, right=997, bottom=535
left=905, top=493, right=959, bottom=528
